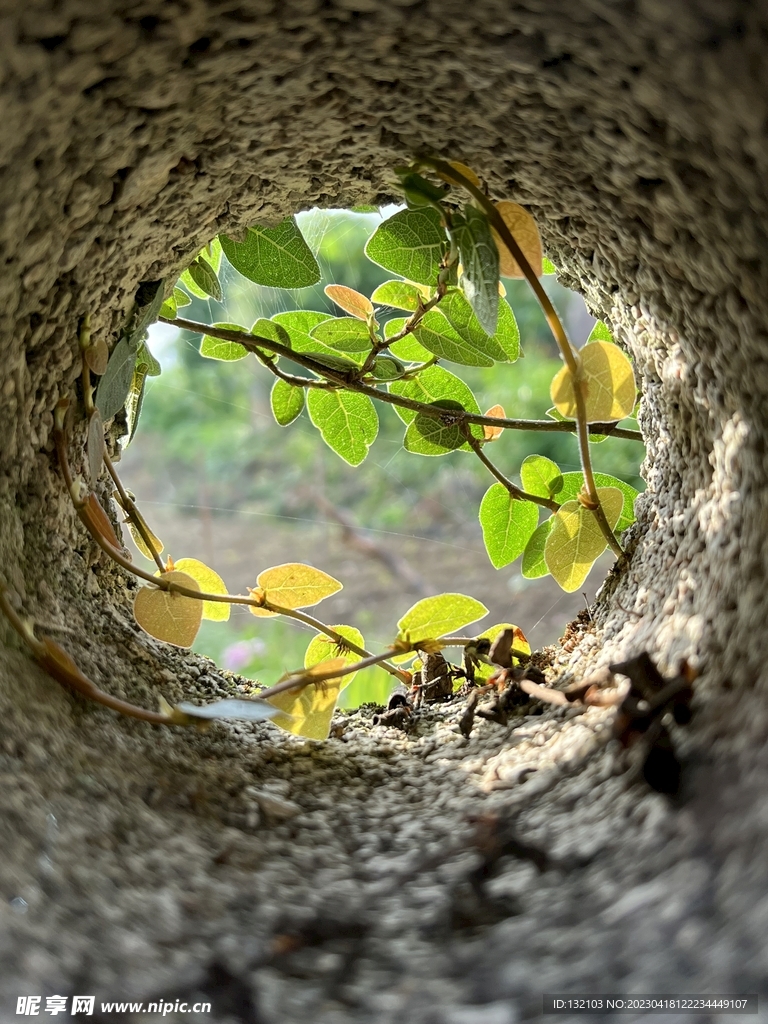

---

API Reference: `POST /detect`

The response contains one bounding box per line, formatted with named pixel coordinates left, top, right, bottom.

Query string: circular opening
left=115, top=200, right=644, bottom=713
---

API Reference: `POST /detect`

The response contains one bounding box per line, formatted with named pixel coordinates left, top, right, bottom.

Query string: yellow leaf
left=160, top=557, right=230, bottom=622
left=128, top=519, right=164, bottom=561
left=435, top=161, right=482, bottom=188
left=248, top=563, right=342, bottom=618
left=266, top=658, right=348, bottom=739
left=477, top=622, right=531, bottom=660
left=324, top=284, right=374, bottom=321
left=482, top=404, right=505, bottom=441
left=491, top=200, right=543, bottom=278
left=550, top=341, right=636, bottom=422
left=544, top=487, right=623, bottom=592
left=133, top=570, right=203, bottom=647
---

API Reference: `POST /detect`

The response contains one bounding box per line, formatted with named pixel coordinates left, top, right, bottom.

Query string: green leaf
left=351, top=204, right=379, bottom=213
left=542, top=257, right=557, bottom=275
left=371, top=355, right=405, bottom=380
left=137, top=342, right=161, bottom=377
left=95, top=338, right=138, bottom=420
left=556, top=472, right=639, bottom=531
left=453, top=206, right=499, bottom=335
left=371, top=280, right=428, bottom=312
left=130, top=280, right=165, bottom=341
left=386, top=322, right=433, bottom=363
left=544, top=487, right=624, bottom=592
left=159, top=295, right=177, bottom=319
left=396, top=170, right=449, bottom=208
left=203, top=236, right=223, bottom=273
left=522, top=519, right=553, bottom=579
left=173, top=287, right=191, bottom=308
left=397, top=593, right=488, bottom=644
left=200, top=322, right=248, bottom=362
left=405, top=401, right=469, bottom=456
left=311, top=317, right=371, bottom=353
left=439, top=289, right=519, bottom=363
left=587, top=320, right=613, bottom=343
left=520, top=455, right=563, bottom=498
left=479, top=485, right=539, bottom=569
left=220, top=217, right=320, bottom=288
left=413, top=309, right=494, bottom=367
left=271, top=311, right=360, bottom=368
left=187, top=258, right=222, bottom=301
left=124, top=364, right=148, bottom=445
left=307, top=389, right=378, bottom=466
left=389, top=365, right=481, bottom=447
left=304, top=624, right=364, bottom=686
left=271, top=379, right=305, bottom=426
left=364, top=207, right=446, bottom=285
left=250, top=318, right=291, bottom=350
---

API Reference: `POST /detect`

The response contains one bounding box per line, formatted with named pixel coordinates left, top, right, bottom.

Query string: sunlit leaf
left=220, top=217, right=321, bottom=288
left=370, top=354, right=405, bottom=380
left=385, top=319, right=433, bottom=362
left=550, top=340, right=636, bottom=421
left=304, top=625, right=364, bottom=689
left=542, top=257, right=557, bottom=275
left=587, top=320, right=613, bottom=343
left=476, top=621, right=531, bottom=659
left=171, top=558, right=230, bottom=622
left=364, top=207, right=446, bottom=286
left=95, top=338, right=137, bottom=420
left=398, top=593, right=488, bottom=644
left=520, top=454, right=564, bottom=498
left=138, top=341, right=161, bottom=377
left=556, top=471, right=639, bottom=531
left=271, top=379, right=305, bottom=426
left=522, top=519, right=553, bottom=579
left=491, top=200, right=543, bottom=278
left=126, top=511, right=164, bottom=561
left=271, top=311, right=360, bottom=368
left=249, top=562, right=342, bottom=619
left=371, top=280, right=429, bottom=312
left=200, top=322, right=248, bottom=361
left=266, top=660, right=348, bottom=740
left=397, top=169, right=449, bottom=209
left=482, top=405, right=505, bottom=441
left=175, top=698, right=278, bottom=722
left=389, top=364, right=480, bottom=432
left=174, top=287, right=191, bottom=308
left=159, top=294, right=177, bottom=319
left=479, top=484, right=539, bottom=569
left=311, top=317, right=371, bottom=353
left=453, top=205, right=499, bottom=335
left=405, top=401, right=469, bottom=456
left=133, top=570, right=202, bottom=647
left=187, top=257, right=222, bottom=301
left=544, top=487, right=623, bottom=592
left=324, top=284, right=374, bottom=321
left=413, top=309, right=494, bottom=367
left=307, top=389, right=378, bottom=466
left=439, top=289, right=518, bottom=363
left=204, top=236, right=223, bottom=272
left=130, top=280, right=165, bottom=341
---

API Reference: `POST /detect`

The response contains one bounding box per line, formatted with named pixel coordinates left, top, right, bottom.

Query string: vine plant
left=0, top=158, right=643, bottom=739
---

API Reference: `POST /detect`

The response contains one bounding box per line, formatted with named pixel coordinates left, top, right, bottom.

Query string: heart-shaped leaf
left=365, top=207, right=446, bottom=285
left=482, top=405, right=505, bottom=441
left=397, top=593, right=488, bottom=645
left=544, top=487, right=623, bottom=592
left=521, top=519, right=554, bottom=579
left=550, top=341, right=636, bottom=422
left=249, top=563, right=342, bottom=618
left=371, top=280, right=429, bottom=312
left=520, top=454, right=564, bottom=498
left=133, top=570, right=202, bottom=647
left=220, top=217, right=320, bottom=289
left=266, top=659, right=348, bottom=739
left=491, top=200, right=543, bottom=278
left=171, top=558, right=230, bottom=622
left=270, top=379, right=305, bottom=426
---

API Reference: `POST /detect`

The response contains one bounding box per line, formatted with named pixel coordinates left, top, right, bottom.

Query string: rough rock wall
left=1, top=1, right=768, bottom=1020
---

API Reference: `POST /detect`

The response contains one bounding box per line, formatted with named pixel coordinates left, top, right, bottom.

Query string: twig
left=463, top=428, right=560, bottom=513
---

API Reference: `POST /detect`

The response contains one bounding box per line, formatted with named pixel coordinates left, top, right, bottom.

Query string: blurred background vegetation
left=120, top=209, right=644, bottom=707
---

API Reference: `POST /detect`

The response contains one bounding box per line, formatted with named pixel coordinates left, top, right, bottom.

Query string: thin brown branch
left=464, top=429, right=560, bottom=513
